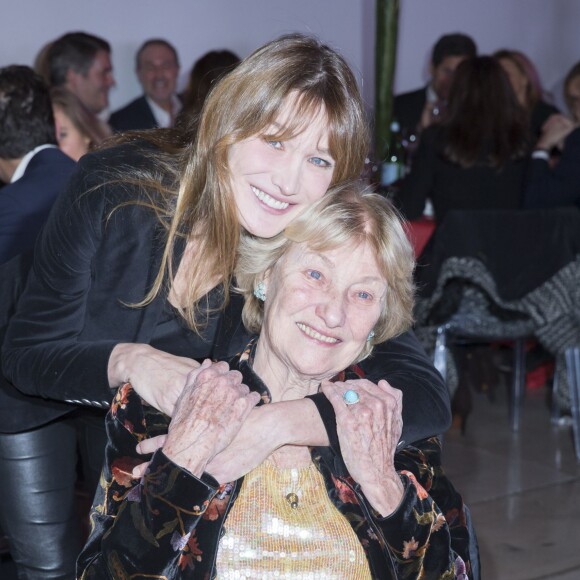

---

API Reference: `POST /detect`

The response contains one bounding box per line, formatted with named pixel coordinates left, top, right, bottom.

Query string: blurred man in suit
left=0, top=65, right=76, bottom=264
left=0, top=65, right=79, bottom=578
left=394, top=33, right=477, bottom=136
left=47, top=31, right=115, bottom=117
left=110, top=38, right=181, bottom=131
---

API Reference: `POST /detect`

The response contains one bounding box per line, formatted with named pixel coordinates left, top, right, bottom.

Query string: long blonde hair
left=135, top=34, right=369, bottom=332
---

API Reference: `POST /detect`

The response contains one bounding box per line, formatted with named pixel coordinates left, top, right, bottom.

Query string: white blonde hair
left=235, top=181, right=415, bottom=362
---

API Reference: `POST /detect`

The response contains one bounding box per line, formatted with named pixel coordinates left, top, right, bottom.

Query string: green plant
left=375, top=0, right=400, bottom=162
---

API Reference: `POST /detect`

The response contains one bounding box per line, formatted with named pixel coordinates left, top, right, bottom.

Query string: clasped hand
left=321, top=378, right=405, bottom=516
left=161, top=360, right=261, bottom=478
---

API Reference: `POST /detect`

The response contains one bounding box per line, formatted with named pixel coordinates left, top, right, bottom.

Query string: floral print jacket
left=78, top=349, right=470, bottom=579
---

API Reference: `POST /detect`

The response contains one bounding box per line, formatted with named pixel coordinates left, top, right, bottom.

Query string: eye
left=357, top=291, right=373, bottom=301
left=267, top=140, right=283, bottom=150
left=309, top=156, right=333, bottom=169
left=307, top=270, right=322, bottom=280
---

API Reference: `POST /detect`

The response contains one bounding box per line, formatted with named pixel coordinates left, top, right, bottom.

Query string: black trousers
left=0, top=409, right=107, bottom=579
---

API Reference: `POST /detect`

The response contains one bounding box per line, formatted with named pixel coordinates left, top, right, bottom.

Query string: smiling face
left=137, top=43, right=179, bottom=108
left=256, top=240, right=387, bottom=384
left=66, top=50, right=114, bottom=114
left=227, top=97, right=335, bottom=239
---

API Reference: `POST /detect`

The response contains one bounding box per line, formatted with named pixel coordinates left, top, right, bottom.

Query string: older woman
left=78, top=184, right=469, bottom=579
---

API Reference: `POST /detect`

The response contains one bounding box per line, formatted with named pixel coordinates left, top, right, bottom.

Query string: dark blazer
left=0, top=147, right=75, bottom=265
left=525, top=127, right=580, bottom=209
left=2, top=142, right=451, bottom=443
left=530, top=100, right=559, bottom=140
left=395, top=125, right=527, bottom=222
left=0, top=147, right=76, bottom=432
left=393, top=86, right=428, bottom=136
left=109, top=95, right=158, bottom=132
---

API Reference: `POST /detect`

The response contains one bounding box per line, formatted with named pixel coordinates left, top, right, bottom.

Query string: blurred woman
left=396, top=56, right=530, bottom=223
left=178, top=49, right=240, bottom=126
left=564, top=61, right=580, bottom=122
left=50, top=87, right=111, bottom=161
left=494, top=49, right=559, bottom=138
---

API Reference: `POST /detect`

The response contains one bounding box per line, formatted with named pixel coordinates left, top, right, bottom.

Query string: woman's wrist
left=269, top=398, right=328, bottom=447
left=162, top=440, right=208, bottom=478
left=107, top=342, right=149, bottom=388
left=361, top=474, right=405, bottom=517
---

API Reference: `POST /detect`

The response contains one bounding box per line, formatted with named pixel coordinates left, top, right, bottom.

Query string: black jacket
left=2, top=142, right=451, bottom=442
left=395, top=125, right=527, bottom=222
left=525, top=127, right=580, bottom=209
left=109, top=95, right=158, bottom=132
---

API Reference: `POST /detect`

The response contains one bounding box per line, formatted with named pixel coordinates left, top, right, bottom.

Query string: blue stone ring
left=343, top=389, right=360, bottom=405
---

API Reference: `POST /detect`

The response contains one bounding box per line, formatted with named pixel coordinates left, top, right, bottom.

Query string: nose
left=271, top=153, right=302, bottom=196
left=315, top=289, right=346, bottom=329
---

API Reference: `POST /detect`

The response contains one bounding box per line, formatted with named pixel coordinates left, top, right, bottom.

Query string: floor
left=1, top=375, right=579, bottom=579
left=443, top=381, right=580, bottom=579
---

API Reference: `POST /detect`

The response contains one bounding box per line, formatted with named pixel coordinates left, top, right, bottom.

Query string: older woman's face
left=260, top=240, right=387, bottom=381
left=228, top=96, right=335, bottom=239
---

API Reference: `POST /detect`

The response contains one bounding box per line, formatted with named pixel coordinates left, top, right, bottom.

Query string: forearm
left=2, top=333, right=117, bottom=404
left=267, top=398, right=329, bottom=447
left=360, top=330, right=451, bottom=444
left=360, top=472, right=405, bottom=518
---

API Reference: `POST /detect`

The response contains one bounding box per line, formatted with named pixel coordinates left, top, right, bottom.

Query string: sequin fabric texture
left=216, top=458, right=371, bottom=578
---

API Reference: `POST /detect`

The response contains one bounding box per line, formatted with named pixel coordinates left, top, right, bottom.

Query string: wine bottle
left=381, top=120, right=405, bottom=186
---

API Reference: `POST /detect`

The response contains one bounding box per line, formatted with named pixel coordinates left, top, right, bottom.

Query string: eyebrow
left=267, top=121, right=332, bottom=156
left=304, top=251, right=384, bottom=283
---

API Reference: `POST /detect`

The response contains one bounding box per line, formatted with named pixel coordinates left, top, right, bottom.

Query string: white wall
left=0, top=0, right=365, bottom=113
left=394, top=0, right=580, bottom=111
left=2, top=0, right=579, bottom=115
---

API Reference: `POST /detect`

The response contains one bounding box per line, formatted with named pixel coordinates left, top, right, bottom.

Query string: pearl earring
left=253, top=281, right=266, bottom=302
left=367, top=330, right=375, bottom=342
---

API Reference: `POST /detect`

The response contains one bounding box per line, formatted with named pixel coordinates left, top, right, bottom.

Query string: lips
left=251, top=186, right=289, bottom=210
left=296, top=322, right=340, bottom=344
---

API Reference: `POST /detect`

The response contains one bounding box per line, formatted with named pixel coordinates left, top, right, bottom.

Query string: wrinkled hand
left=134, top=396, right=329, bottom=482
left=537, top=113, right=575, bottom=151
left=163, top=361, right=261, bottom=477
left=132, top=435, right=167, bottom=478
left=321, top=378, right=405, bottom=516
left=133, top=409, right=278, bottom=482
left=108, top=343, right=201, bottom=416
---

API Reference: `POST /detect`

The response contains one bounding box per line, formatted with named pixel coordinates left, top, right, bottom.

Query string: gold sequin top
left=216, top=457, right=371, bottom=579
